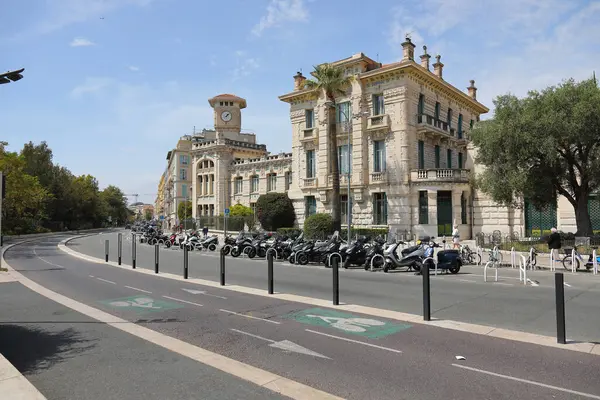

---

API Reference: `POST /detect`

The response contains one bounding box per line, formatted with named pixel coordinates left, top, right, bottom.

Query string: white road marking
left=305, top=329, right=402, bottom=354
left=452, top=364, right=600, bottom=399
left=32, top=247, right=63, bottom=268
left=162, top=295, right=203, bottom=307
left=125, top=285, right=152, bottom=294
left=493, top=282, right=514, bottom=286
left=220, top=309, right=281, bottom=325
left=182, top=288, right=227, bottom=299
left=230, top=329, right=329, bottom=359
left=96, top=277, right=116, bottom=285
left=457, top=279, right=477, bottom=283
left=89, top=275, right=94, bottom=278
left=564, top=282, right=572, bottom=287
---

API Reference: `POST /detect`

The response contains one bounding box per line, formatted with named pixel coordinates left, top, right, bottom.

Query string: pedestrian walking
left=547, top=227, right=562, bottom=262
left=202, top=226, right=209, bottom=238
left=452, top=225, right=460, bottom=249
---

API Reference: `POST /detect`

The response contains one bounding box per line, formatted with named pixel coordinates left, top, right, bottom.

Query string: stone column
left=453, top=190, right=463, bottom=228
left=428, top=190, right=438, bottom=237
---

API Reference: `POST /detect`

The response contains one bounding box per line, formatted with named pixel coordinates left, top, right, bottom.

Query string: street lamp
left=0, top=68, right=25, bottom=85
left=326, top=101, right=369, bottom=241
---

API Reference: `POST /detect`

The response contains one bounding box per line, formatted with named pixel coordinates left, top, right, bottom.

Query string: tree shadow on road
left=0, top=324, right=97, bottom=374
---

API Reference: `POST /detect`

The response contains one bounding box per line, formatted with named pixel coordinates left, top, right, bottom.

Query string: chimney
left=420, top=45, right=431, bottom=70
left=293, top=71, right=306, bottom=91
left=401, top=37, right=416, bottom=61
left=433, top=54, right=444, bottom=79
left=467, top=80, right=477, bottom=100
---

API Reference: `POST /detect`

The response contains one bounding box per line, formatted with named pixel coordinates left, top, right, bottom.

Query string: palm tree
left=303, top=64, right=354, bottom=232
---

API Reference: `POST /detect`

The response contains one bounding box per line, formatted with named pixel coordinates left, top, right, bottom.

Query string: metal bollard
left=105, top=240, right=109, bottom=262
left=422, top=261, right=431, bottom=321
left=117, top=233, right=122, bottom=265
left=220, top=248, right=225, bottom=286
left=132, top=234, right=136, bottom=269
left=555, top=273, right=566, bottom=344
left=154, top=244, right=159, bottom=274
left=183, top=246, right=189, bottom=279
left=332, top=256, right=339, bottom=305
left=267, top=252, right=274, bottom=294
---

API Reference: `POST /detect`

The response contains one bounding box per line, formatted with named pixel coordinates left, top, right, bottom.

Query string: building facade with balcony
left=279, top=38, right=489, bottom=239
left=163, top=138, right=193, bottom=229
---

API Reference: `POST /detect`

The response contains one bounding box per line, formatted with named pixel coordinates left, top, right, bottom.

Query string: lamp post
left=0, top=68, right=25, bottom=85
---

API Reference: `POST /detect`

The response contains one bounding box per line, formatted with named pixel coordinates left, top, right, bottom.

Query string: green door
left=524, top=200, right=557, bottom=237
left=437, top=191, right=453, bottom=236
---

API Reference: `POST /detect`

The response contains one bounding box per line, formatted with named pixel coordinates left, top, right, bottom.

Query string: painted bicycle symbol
left=305, top=315, right=385, bottom=332
left=109, top=297, right=161, bottom=309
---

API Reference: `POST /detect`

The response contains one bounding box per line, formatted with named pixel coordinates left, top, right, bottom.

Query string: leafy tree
left=256, top=193, right=295, bottom=231
left=303, top=64, right=353, bottom=231
left=177, top=201, right=193, bottom=222
left=470, top=77, right=600, bottom=236
left=100, top=185, right=128, bottom=225
left=304, top=213, right=333, bottom=239
left=144, top=209, right=153, bottom=221
left=229, top=203, right=255, bottom=230
left=0, top=150, right=49, bottom=234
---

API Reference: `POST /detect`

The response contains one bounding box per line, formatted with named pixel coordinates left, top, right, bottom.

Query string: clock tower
left=208, top=94, right=246, bottom=137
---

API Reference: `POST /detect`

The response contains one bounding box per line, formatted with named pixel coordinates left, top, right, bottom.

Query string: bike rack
left=221, top=244, right=232, bottom=255
left=549, top=250, right=555, bottom=272
left=422, top=257, right=437, bottom=275
left=484, top=259, right=498, bottom=282
left=242, top=246, right=251, bottom=258
left=593, top=249, right=598, bottom=275
left=571, top=248, right=576, bottom=273
left=370, top=254, right=385, bottom=272
left=328, top=252, right=343, bottom=267
left=528, top=247, right=536, bottom=270
left=476, top=246, right=483, bottom=266
left=266, top=247, right=278, bottom=261
left=510, top=247, right=516, bottom=268
left=519, top=255, right=527, bottom=285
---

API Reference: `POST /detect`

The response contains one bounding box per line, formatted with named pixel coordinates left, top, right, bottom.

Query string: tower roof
left=208, top=93, right=247, bottom=109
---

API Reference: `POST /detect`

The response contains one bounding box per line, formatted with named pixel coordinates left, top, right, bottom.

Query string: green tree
left=256, top=193, right=295, bottom=231
left=229, top=203, right=255, bottom=230
left=304, top=213, right=333, bottom=239
left=0, top=149, right=50, bottom=234
left=71, top=175, right=105, bottom=229
left=144, top=209, right=153, bottom=221
left=303, top=64, right=353, bottom=232
left=100, top=185, right=128, bottom=225
left=470, top=77, right=600, bottom=236
left=177, top=201, right=193, bottom=222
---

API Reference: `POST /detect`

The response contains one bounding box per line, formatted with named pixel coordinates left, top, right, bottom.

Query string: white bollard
left=511, top=247, right=516, bottom=268
left=529, top=248, right=535, bottom=270
left=519, top=255, right=527, bottom=285
left=593, top=249, right=598, bottom=275
left=483, top=261, right=498, bottom=282
left=571, top=248, right=576, bottom=273
left=550, top=250, right=555, bottom=272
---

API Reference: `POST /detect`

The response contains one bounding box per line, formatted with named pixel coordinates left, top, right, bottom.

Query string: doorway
left=437, top=191, right=453, bottom=237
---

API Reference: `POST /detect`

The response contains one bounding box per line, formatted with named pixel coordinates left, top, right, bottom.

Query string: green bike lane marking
left=284, top=308, right=412, bottom=339
left=99, top=295, right=184, bottom=314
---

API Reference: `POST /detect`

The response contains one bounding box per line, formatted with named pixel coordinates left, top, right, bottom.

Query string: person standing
left=452, top=225, right=461, bottom=249
left=547, top=227, right=562, bottom=262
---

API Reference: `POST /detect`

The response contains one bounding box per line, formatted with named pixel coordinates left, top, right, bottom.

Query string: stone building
left=163, top=138, right=192, bottom=229
left=279, top=38, right=488, bottom=239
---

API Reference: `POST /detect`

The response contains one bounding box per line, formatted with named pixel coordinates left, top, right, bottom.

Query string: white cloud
left=70, top=77, right=114, bottom=98
left=70, top=37, right=95, bottom=47
left=386, top=0, right=600, bottom=117
left=252, top=0, right=309, bottom=36
left=232, top=52, right=260, bottom=81
left=128, top=65, right=140, bottom=72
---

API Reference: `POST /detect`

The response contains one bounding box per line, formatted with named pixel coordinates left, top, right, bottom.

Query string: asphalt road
left=73, top=231, right=600, bottom=343
left=3, top=235, right=600, bottom=399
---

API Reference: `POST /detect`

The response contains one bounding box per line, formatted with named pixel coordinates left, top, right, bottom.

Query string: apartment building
left=163, top=138, right=193, bottom=229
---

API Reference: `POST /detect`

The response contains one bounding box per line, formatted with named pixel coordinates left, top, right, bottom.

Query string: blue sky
left=1, top=0, right=599, bottom=204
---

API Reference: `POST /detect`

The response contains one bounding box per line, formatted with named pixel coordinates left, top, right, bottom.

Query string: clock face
left=221, top=111, right=232, bottom=122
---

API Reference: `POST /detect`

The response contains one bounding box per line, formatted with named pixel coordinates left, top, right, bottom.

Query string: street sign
left=224, top=208, right=230, bottom=216
left=285, top=308, right=411, bottom=339
left=159, top=215, right=164, bottom=220
left=99, top=295, right=184, bottom=314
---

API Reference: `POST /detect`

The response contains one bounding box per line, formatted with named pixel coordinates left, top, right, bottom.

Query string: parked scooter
left=383, top=238, right=428, bottom=273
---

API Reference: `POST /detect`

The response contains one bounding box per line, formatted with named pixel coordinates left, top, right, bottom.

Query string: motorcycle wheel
left=222, top=246, right=231, bottom=256
left=257, top=248, right=267, bottom=258
left=231, top=247, right=240, bottom=257
left=297, top=253, right=309, bottom=265
left=165, top=241, right=171, bottom=248
left=247, top=247, right=257, bottom=258
left=288, top=254, right=295, bottom=264
left=412, top=262, right=421, bottom=272
left=342, top=258, right=350, bottom=269
left=449, top=265, right=460, bottom=274
left=208, top=244, right=216, bottom=251
left=383, top=264, right=390, bottom=273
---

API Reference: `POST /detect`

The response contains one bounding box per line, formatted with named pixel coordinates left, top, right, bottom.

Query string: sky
left=1, top=0, right=599, bottom=205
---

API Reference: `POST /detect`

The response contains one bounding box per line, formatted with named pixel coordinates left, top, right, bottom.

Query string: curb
left=0, top=354, right=46, bottom=400
left=61, top=233, right=600, bottom=356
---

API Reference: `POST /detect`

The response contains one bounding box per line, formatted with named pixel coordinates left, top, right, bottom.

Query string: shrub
left=304, top=213, right=333, bottom=239
left=347, top=228, right=389, bottom=241
left=277, top=227, right=302, bottom=238
left=256, top=193, right=295, bottom=231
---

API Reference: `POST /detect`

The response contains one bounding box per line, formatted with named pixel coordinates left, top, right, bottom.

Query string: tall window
left=180, top=154, right=189, bottom=165
left=447, top=108, right=453, bottom=128
left=306, top=150, right=316, bottom=178
left=337, top=101, right=351, bottom=123
left=267, top=173, right=277, bottom=191
left=418, top=93, right=425, bottom=115
left=372, top=94, right=385, bottom=115
left=419, top=191, right=429, bottom=224
left=458, top=152, right=463, bottom=169
left=182, top=184, right=188, bottom=199
left=418, top=140, right=425, bottom=169
left=234, top=177, right=243, bottom=194
left=447, top=149, right=453, bottom=168
left=285, top=171, right=292, bottom=190
left=373, top=193, right=387, bottom=225
left=251, top=175, right=259, bottom=193
left=457, top=114, right=463, bottom=139
left=338, top=144, right=353, bottom=174
left=373, top=140, right=386, bottom=172
left=305, top=196, right=317, bottom=217
left=340, top=194, right=348, bottom=221
left=434, top=102, right=440, bottom=120
left=470, top=119, right=474, bottom=129
left=434, top=145, right=440, bottom=168
left=179, top=168, right=187, bottom=180
left=461, top=192, right=468, bottom=224
left=305, top=109, right=314, bottom=129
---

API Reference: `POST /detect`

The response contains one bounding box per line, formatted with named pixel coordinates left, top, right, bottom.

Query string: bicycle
left=460, top=245, right=481, bottom=265
left=561, top=246, right=599, bottom=271
left=487, top=246, right=503, bottom=265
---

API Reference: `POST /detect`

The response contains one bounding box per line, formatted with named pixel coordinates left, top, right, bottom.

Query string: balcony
left=301, top=177, right=317, bottom=188
left=327, top=174, right=349, bottom=186
left=367, top=114, right=390, bottom=131
left=417, top=114, right=457, bottom=140
left=335, top=122, right=351, bottom=135
left=411, top=168, right=470, bottom=183
left=196, top=195, right=215, bottom=203
left=300, top=127, right=318, bottom=143
left=370, top=171, right=388, bottom=183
